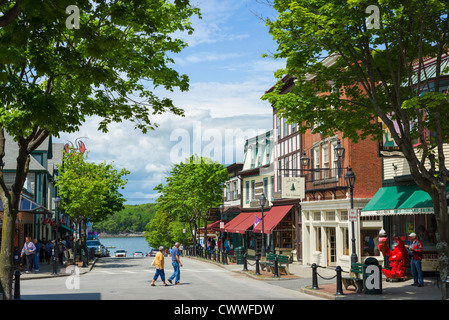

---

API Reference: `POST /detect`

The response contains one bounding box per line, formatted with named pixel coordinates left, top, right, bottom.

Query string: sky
left=55, top=0, right=285, bottom=205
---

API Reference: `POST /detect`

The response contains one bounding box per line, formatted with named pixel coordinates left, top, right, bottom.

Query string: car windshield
left=87, top=241, right=101, bottom=246
left=116, top=250, right=125, bottom=253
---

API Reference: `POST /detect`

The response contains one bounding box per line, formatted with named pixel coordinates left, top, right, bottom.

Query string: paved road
left=19, top=256, right=323, bottom=300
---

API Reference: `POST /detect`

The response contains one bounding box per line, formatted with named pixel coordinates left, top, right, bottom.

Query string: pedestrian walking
left=20, top=237, right=36, bottom=273
left=56, top=238, right=65, bottom=265
left=151, top=246, right=168, bottom=286
left=33, top=238, right=40, bottom=272
left=406, top=232, right=424, bottom=287
left=168, top=242, right=183, bottom=285
left=46, top=240, right=53, bottom=264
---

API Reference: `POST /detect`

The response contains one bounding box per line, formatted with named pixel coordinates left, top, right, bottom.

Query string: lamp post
left=259, top=193, right=267, bottom=257
left=54, top=196, right=61, bottom=240
left=219, top=204, right=224, bottom=264
left=345, top=166, right=358, bottom=265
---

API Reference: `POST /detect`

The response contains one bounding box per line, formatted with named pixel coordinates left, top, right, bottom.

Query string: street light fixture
left=334, top=139, right=345, bottom=158
left=259, top=193, right=267, bottom=257
left=300, top=151, right=310, bottom=168
left=345, top=166, right=358, bottom=265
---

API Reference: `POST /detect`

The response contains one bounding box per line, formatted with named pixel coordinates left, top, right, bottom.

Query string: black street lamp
left=259, top=193, right=267, bottom=257
left=345, top=166, right=357, bottom=265
left=54, top=196, right=61, bottom=239
left=219, top=204, right=225, bottom=264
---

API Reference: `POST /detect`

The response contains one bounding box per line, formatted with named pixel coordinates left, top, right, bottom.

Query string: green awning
left=361, top=184, right=447, bottom=216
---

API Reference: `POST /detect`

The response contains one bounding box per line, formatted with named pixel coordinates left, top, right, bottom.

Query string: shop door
left=326, top=228, right=336, bottom=266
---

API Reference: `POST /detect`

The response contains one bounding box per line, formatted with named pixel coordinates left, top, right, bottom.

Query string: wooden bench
left=259, top=253, right=276, bottom=271
left=342, top=263, right=364, bottom=293
left=271, top=254, right=290, bottom=275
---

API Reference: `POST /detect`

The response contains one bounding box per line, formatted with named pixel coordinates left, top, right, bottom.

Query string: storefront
left=223, top=205, right=295, bottom=258
left=361, top=183, right=441, bottom=272
left=301, top=197, right=378, bottom=270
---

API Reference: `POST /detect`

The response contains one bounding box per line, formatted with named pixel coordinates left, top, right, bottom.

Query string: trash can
left=363, top=257, right=382, bottom=294
left=235, top=247, right=244, bottom=264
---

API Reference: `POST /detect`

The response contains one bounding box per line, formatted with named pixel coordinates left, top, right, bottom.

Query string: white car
left=115, top=249, right=126, bottom=257
left=133, top=251, right=144, bottom=257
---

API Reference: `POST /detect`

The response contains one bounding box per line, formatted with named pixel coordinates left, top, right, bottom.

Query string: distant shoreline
left=97, top=232, right=145, bottom=238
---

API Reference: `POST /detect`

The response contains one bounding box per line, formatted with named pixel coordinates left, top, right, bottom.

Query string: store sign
left=281, top=177, right=305, bottom=199
left=349, top=208, right=358, bottom=221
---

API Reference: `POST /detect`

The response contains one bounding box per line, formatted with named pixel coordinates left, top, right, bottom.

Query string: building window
left=342, top=227, right=349, bottom=255
left=316, top=227, right=322, bottom=252
left=284, top=119, right=288, bottom=137
left=314, top=147, right=320, bottom=180
left=263, top=177, right=268, bottom=198
left=251, top=180, right=255, bottom=201
left=276, top=116, right=281, bottom=140
left=322, top=144, right=329, bottom=179
left=245, top=181, right=250, bottom=203
left=271, top=176, right=274, bottom=200
left=233, top=181, right=237, bottom=200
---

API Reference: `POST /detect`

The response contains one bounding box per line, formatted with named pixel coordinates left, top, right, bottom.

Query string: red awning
left=207, top=220, right=229, bottom=231
left=253, top=205, right=294, bottom=234
left=223, top=212, right=263, bottom=234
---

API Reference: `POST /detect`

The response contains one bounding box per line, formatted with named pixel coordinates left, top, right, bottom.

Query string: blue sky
left=56, top=0, right=285, bottom=205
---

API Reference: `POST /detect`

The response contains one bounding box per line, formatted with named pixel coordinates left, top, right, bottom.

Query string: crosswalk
left=94, top=268, right=227, bottom=275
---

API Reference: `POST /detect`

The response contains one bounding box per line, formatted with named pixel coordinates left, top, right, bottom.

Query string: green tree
left=0, top=0, right=199, bottom=299
left=262, top=0, right=449, bottom=299
left=56, top=150, right=129, bottom=235
left=154, top=155, right=228, bottom=253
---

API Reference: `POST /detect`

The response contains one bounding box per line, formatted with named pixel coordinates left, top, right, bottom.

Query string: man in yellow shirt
left=151, top=246, right=168, bottom=286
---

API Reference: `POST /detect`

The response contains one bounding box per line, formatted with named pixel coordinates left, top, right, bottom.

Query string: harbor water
left=99, top=236, right=153, bottom=257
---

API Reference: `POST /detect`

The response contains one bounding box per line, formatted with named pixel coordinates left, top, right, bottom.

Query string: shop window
left=316, top=227, right=322, bottom=252
left=341, top=227, right=349, bottom=255
left=361, top=229, right=381, bottom=257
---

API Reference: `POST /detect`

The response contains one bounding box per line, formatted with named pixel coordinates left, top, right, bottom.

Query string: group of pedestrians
left=16, top=236, right=73, bottom=274
left=151, top=242, right=183, bottom=287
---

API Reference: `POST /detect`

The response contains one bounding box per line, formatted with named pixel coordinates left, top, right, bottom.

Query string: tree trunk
left=432, top=185, right=449, bottom=300
left=0, top=199, right=14, bottom=300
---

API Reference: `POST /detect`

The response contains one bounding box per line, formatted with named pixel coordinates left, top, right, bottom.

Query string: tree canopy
left=56, top=150, right=129, bottom=226
left=0, top=0, right=200, bottom=299
left=262, top=0, right=449, bottom=299
left=153, top=155, right=228, bottom=251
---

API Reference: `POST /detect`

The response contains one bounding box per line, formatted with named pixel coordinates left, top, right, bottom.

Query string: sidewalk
left=185, top=256, right=444, bottom=300
left=17, top=258, right=97, bottom=280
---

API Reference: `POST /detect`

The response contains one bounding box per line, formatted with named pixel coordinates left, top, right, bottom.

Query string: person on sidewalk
left=20, top=237, right=36, bottom=274
left=151, top=246, right=168, bottom=286
left=33, top=238, right=40, bottom=272
left=406, top=232, right=424, bottom=287
left=168, top=242, right=183, bottom=285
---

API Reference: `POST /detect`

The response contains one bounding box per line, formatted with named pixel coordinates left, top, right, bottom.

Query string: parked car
left=115, top=249, right=127, bottom=257
left=133, top=251, right=144, bottom=257
left=147, top=250, right=156, bottom=257
left=86, top=240, right=107, bottom=257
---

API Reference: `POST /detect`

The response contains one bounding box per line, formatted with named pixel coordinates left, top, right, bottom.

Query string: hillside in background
left=93, top=203, right=157, bottom=234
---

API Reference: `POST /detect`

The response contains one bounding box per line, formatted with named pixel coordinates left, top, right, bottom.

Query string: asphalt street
left=19, top=255, right=323, bottom=300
